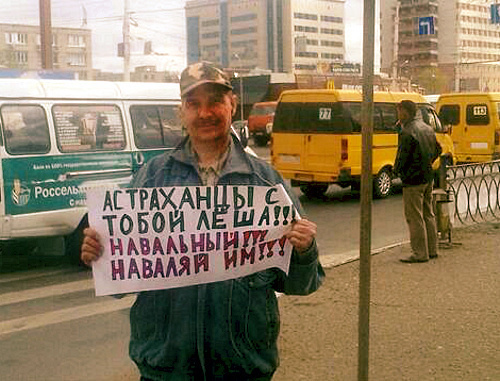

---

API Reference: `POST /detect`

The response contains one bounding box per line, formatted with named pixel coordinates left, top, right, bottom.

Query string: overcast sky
left=0, top=0, right=378, bottom=73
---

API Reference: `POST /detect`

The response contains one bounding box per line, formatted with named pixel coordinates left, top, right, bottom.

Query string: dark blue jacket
left=128, top=134, right=324, bottom=380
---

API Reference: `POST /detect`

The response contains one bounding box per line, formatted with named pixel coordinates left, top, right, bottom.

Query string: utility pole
left=39, top=0, right=53, bottom=70
left=123, top=0, right=130, bottom=81
left=239, top=74, right=244, bottom=121
left=358, top=0, right=375, bottom=379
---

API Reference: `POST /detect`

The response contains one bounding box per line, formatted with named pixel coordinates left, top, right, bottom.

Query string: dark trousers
left=402, top=181, right=438, bottom=260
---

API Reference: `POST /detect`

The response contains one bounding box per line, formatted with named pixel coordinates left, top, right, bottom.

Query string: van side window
left=53, top=104, right=126, bottom=153
left=418, top=105, right=442, bottom=132
left=273, top=102, right=352, bottom=133
left=130, top=105, right=182, bottom=148
left=250, top=105, right=276, bottom=116
left=377, top=103, right=398, bottom=132
left=430, top=109, right=444, bottom=132
left=439, top=105, right=460, bottom=126
left=1, top=105, right=50, bottom=155
left=343, top=103, right=361, bottom=132
left=466, top=104, right=489, bottom=125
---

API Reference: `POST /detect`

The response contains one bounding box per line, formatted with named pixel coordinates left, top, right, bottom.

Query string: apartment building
left=0, top=23, right=92, bottom=80
left=185, top=0, right=346, bottom=75
left=381, top=0, right=500, bottom=93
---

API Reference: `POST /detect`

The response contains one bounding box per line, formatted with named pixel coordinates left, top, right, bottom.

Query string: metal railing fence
left=447, top=160, right=500, bottom=224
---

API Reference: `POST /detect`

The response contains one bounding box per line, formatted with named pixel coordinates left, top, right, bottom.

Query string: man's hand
left=81, top=227, right=103, bottom=266
left=286, top=218, right=317, bottom=253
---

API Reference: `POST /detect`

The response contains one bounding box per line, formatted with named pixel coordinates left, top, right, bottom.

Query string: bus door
left=438, top=103, right=464, bottom=160
left=419, top=103, right=454, bottom=167
left=271, top=101, right=311, bottom=176
left=464, top=102, right=493, bottom=160
left=371, top=103, right=399, bottom=173
left=299, top=102, right=349, bottom=175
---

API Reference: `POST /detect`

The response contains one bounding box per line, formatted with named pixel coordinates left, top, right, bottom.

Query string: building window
left=295, top=51, right=318, bottom=58
left=294, top=12, right=318, bottom=21
left=231, top=39, right=257, bottom=47
left=321, top=52, right=343, bottom=60
left=295, top=25, right=318, bottom=33
left=231, top=14, right=257, bottom=22
left=15, top=51, right=28, bottom=64
left=68, top=53, right=85, bottom=66
left=68, top=34, right=85, bottom=47
left=36, top=34, right=57, bottom=46
left=201, top=31, right=220, bottom=39
left=201, top=19, right=219, bottom=27
left=295, top=64, right=317, bottom=70
left=321, top=40, right=343, bottom=47
left=202, top=44, right=219, bottom=52
left=307, top=39, right=318, bottom=46
left=5, top=33, right=27, bottom=45
left=321, top=15, right=343, bottom=23
left=230, top=27, right=257, bottom=35
left=321, top=28, right=343, bottom=35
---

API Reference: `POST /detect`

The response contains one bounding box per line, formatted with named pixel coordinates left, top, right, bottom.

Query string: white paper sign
left=87, top=185, right=298, bottom=296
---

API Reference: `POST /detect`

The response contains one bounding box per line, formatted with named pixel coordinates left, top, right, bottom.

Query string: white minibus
left=0, top=79, right=185, bottom=262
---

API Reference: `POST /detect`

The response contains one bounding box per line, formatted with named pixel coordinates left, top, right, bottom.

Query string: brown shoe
left=429, top=253, right=438, bottom=259
left=400, top=255, right=428, bottom=263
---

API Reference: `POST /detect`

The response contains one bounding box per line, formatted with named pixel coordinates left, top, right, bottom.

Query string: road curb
left=320, top=240, right=410, bottom=269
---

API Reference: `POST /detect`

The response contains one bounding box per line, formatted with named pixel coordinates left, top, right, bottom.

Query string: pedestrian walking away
left=394, top=100, right=442, bottom=263
left=80, top=61, right=325, bottom=381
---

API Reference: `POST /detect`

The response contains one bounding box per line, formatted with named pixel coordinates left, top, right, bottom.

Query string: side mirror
left=231, top=123, right=249, bottom=148
left=238, top=125, right=250, bottom=148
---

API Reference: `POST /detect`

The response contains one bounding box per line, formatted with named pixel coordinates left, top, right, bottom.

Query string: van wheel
left=373, top=168, right=392, bottom=198
left=254, top=135, right=268, bottom=147
left=0, top=239, right=38, bottom=256
left=64, top=216, right=88, bottom=266
left=300, top=184, right=328, bottom=198
left=350, top=181, right=361, bottom=192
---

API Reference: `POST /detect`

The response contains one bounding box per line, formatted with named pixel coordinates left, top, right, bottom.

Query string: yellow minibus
left=437, top=93, right=500, bottom=163
left=271, top=89, right=454, bottom=198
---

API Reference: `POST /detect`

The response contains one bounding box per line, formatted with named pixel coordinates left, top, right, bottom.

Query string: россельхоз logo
left=12, top=179, right=31, bottom=206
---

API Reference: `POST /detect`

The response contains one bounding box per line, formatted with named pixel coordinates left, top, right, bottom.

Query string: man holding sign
left=81, top=61, right=324, bottom=381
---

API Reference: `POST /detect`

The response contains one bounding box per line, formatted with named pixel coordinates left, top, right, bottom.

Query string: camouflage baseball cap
left=180, top=61, right=233, bottom=97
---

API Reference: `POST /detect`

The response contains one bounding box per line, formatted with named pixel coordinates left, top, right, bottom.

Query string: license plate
left=279, top=154, right=300, bottom=164
left=470, top=142, right=488, bottom=149
left=295, top=173, right=313, bottom=182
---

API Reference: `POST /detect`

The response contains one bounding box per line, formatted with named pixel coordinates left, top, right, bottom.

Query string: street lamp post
left=233, top=53, right=244, bottom=121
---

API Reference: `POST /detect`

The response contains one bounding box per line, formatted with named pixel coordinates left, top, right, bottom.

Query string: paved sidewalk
left=273, top=222, right=500, bottom=381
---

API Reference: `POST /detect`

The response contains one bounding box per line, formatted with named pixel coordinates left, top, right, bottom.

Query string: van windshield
left=250, top=105, right=276, bottom=116
left=273, top=102, right=358, bottom=133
